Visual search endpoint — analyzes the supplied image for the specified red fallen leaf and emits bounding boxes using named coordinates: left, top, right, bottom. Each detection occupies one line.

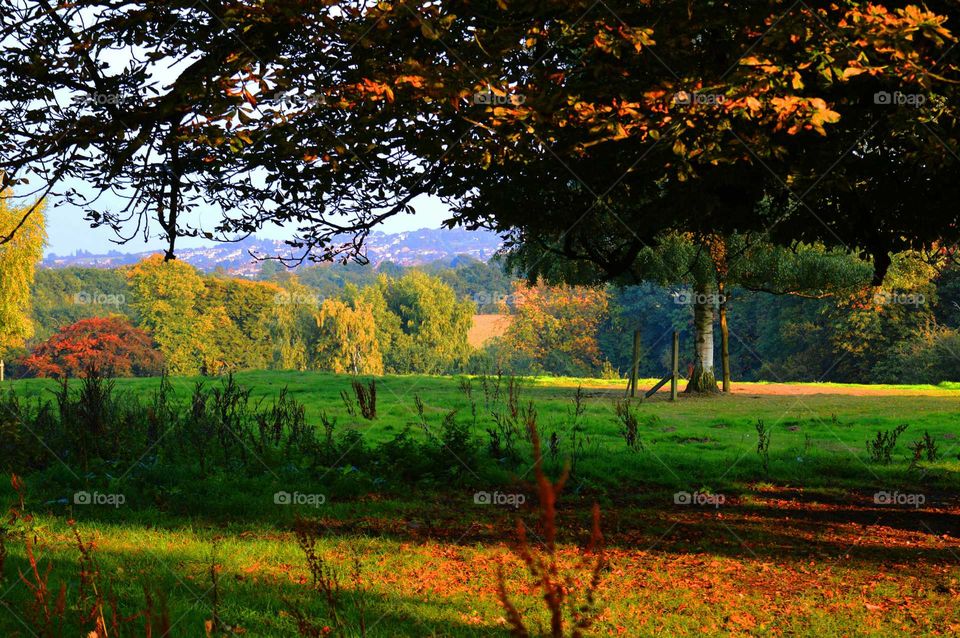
left=726, top=611, right=757, bottom=629
left=864, top=602, right=884, bottom=611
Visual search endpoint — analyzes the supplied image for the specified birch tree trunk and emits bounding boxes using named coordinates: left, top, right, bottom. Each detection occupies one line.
left=685, top=282, right=719, bottom=393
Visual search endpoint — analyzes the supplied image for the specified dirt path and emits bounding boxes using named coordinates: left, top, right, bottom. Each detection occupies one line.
left=575, top=380, right=958, bottom=398
left=712, top=382, right=956, bottom=397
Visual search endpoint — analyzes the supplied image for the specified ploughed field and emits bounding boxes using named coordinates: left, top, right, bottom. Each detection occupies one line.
left=0, top=372, right=958, bottom=636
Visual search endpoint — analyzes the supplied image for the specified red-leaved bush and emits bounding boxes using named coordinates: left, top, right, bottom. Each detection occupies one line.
left=23, top=316, right=163, bottom=378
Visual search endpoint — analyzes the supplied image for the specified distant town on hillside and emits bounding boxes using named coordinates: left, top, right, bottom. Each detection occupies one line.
left=42, top=227, right=505, bottom=277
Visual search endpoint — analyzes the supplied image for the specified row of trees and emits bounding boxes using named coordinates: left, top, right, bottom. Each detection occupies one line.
left=517, top=232, right=883, bottom=390
left=2, top=178, right=953, bottom=385
left=17, top=255, right=476, bottom=378
left=11, top=236, right=958, bottom=384
left=492, top=248, right=960, bottom=385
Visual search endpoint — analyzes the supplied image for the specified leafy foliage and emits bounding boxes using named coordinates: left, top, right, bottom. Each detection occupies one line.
left=7, top=2, right=958, bottom=280
left=0, top=190, right=45, bottom=360
left=866, top=424, right=910, bottom=464
left=360, top=271, right=473, bottom=374
left=500, top=283, right=610, bottom=377
left=315, top=299, right=383, bottom=375
left=23, top=316, right=163, bottom=378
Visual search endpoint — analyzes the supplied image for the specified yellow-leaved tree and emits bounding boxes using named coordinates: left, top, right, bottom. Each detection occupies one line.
left=271, top=277, right=320, bottom=371
left=315, top=298, right=383, bottom=375
left=127, top=254, right=207, bottom=374
left=0, top=191, right=46, bottom=378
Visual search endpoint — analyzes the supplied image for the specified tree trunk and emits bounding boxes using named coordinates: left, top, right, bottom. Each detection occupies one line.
left=718, top=282, right=731, bottom=393
left=685, top=283, right=719, bottom=393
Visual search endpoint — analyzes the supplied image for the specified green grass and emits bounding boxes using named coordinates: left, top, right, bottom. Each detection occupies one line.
left=1, top=371, right=958, bottom=636
left=9, top=370, right=958, bottom=494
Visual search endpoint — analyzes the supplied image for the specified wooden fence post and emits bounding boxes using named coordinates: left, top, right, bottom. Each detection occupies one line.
left=670, top=331, right=679, bottom=401
left=629, top=329, right=641, bottom=398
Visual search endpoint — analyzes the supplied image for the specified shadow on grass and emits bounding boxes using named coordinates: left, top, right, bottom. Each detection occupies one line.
left=32, top=484, right=960, bottom=569
left=0, top=549, right=509, bottom=637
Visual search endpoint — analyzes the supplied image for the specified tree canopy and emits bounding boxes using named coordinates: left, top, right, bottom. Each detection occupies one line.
left=23, top=315, right=163, bottom=378
left=2, top=2, right=959, bottom=276
left=0, top=190, right=45, bottom=365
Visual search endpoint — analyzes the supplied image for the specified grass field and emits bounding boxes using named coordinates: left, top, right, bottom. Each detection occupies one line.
left=1, top=371, right=958, bottom=636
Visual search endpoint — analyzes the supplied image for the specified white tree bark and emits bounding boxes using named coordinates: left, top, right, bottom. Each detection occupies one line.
left=686, top=282, right=719, bottom=393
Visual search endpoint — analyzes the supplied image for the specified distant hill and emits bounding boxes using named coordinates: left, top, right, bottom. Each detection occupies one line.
left=42, top=227, right=504, bottom=277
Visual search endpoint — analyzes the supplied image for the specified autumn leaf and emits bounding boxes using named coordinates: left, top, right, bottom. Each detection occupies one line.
left=395, top=75, right=426, bottom=88
left=842, top=66, right=866, bottom=80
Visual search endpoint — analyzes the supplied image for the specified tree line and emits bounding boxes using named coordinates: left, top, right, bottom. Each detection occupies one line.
left=7, top=251, right=959, bottom=385
left=15, top=256, right=477, bottom=377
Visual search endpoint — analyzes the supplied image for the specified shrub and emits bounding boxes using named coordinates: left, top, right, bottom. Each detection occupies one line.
left=909, top=431, right=939, bottom=468
left=348, top=379, right=376, bottom=420
left=496, top=415, right=607, bottom=636
left=756, top=420, right=771, bottom=473
left=23, top=316, right=163, bottom=378
left=433, top=410, right=477, bottom=480
left=614, top=399, right=643, bottom=452
left=378, top=426, right=433, bottom=481
left=51, top=372, right=145, bottom=472
left=866, top=424, right=909, bottom=464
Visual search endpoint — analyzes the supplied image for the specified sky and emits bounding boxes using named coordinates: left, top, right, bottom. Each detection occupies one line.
left=43, top=188, right=452, bottom=257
